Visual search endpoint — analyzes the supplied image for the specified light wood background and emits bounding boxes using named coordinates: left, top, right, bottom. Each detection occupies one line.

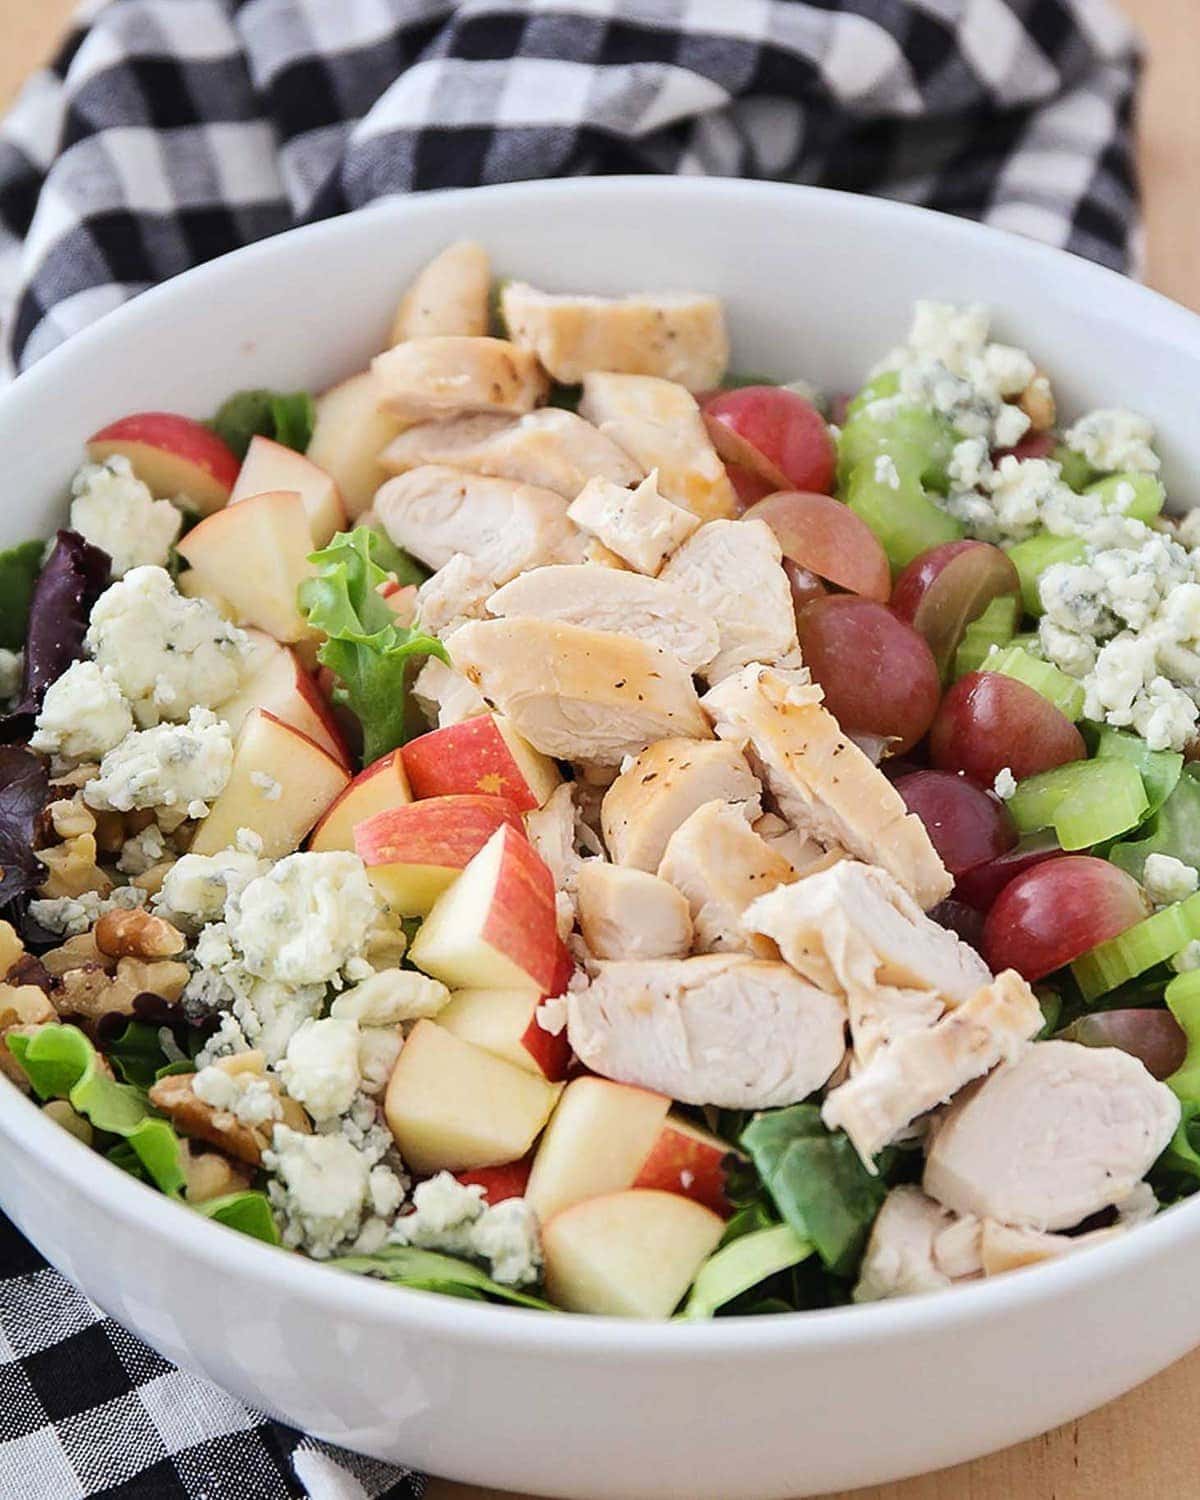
left=2, top=3, right=1198, bottom=1496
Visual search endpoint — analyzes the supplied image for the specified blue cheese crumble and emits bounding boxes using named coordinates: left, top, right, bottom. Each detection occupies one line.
left=154, top=842, right=269, bottom=929
left=83, top=707, right=233, bottom=829
left=1063, top=409, right=1160, bottom=475
left=30, top=660, right=133, bottom=765
left=1141, top=853, right=1199, bottom=908
left=69, top=456, right=182, bottom=578
left=389, top=1171, right=543, bottom=1287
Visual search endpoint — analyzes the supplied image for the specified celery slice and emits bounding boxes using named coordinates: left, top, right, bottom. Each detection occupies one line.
left=1073, top=892, right=1200, bottom=1000
left=844, top=370, right=900, bottom=419
left=1110, top=770, right=1200, bottom=883
left=1003, top=533, right=1088, bottom=616
left=1086, top=472, right=1165, bottom=523
left=953, top=595, right=1019, bottom=677
left=1052, top=444, right=1097, bottom=492
left=680, top=1223, right=812, bottom=1319
left=844, top=462, right=963, bottom=571
left=985, top=644, right=1085, bottom=721
left=1166, top=971, right=1200, bottom=1103
left=837, top=403, right=958, bottom=493
left=1008, top=759, right=1148, bottom=850
left=1094, top=727, right=1183, bottom=819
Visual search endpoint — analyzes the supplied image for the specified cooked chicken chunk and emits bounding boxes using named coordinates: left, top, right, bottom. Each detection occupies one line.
left=525, top=782, right=584, bottom=895
left=568, top=470, right=701, bottom=576
left=576, top=864, right=693, bottom=961
left=567, top=954, right=846, bottom=1108
left=415, top=553, right=495, bottom=637
left=372, top=337, right=549, bottom=422
left=923, top=1040, right=1180, bottom=1230
left=752, top=813, right=843, bottom=876
left=822, top=971, right=1042, bottom=1167
left=853, top=1186, right=962, bottom=1303
left=375, top=466, right=581, bottom=582
left=380, top=408, right=641, bottom=498
left=486, top=564, right=719, bottom=672
left=390, top=240, right=491, bottom=342
left=657, top=799, right=795, bottom=954
left=659, top=520, right=797, bottom=683
left=601, top=738, right=762, bottom=872
left=977, top=1218, right=1123, bottom=1277
left=579, top=373, right=737, bottom=522
left=703, top=666, right=952, bottom=910
left=412, top=657, right=488, bottom=728
left=501, top=282, right=729, bottom=391
left=446, top=618, right=710, bottom=765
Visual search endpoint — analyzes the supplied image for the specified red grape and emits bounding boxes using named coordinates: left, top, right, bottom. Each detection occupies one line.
left=797, top=596, right=940, bottom=755
left=929, top=898, right=987, bottom=952
left=995, top=431, right=1057, bottom=463
left=783, top=559, right=827, bottom=618
left=891, top=541, right=1020, bottom=677
left=1059, top=1010, right=1186, bottom=1081
left=894, top=770, right=1016, bottom=878
left=929, top=672, right=1085, bottom=786
left=982, top=856, right=1150, bottom=981
left=725, top=464, right=776, bottom=510
left=745, top=491, right=890, bottom=602
left=954, top=831, right=1067, bottom=911
left=703, top=386, right=836, bottom=494
left=703, top=413, right=790, bottom=494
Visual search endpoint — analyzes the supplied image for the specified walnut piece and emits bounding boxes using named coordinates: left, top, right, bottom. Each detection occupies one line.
left=42, top=933, right=115, bottom=977
left=148, top=1066, right=308, bottom=1166
left=47, top=796, right=97, bottom=842
left=37, top=833, right=113, bottom=901
left=1018, top=370, right=1056, bottom=432
left=95, top=908, right=185, bottom=960
left=0, top=919, right=24, bottom=980
left=183, top=1143, right=253, bottom=1204
left=52, top=956, right=189, bottom=1021
left=0, top=984, right=56, bottom=1031
left=42, top=1099, right=94, bottom=1146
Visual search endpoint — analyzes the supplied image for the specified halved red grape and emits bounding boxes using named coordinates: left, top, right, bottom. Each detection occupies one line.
left=725, top=464, right=776, bottom=509
left=703, top=414, right=791, bottom=493
left=797, top=596, right=940, bottom=755
left=1059, top=1010, right=1186, bottom=1080
left=929, top=898, right=987, bottom=952
left=995, top=431, right=1057, bottom=463
left=783, top=560, right=827, bottom=618
left=982, top=856, right=1150, bottom=981
left=703, top=386, right=836, bottom=494
left=745, top=491, right=890, bottom=602
left=954, top=831, right=1067, bottom=911
left=891, top=541, right=1020, bottom=676
left=894, top=770, right=1016, bottom=878
left=929, top=671, right=1085, bottom=786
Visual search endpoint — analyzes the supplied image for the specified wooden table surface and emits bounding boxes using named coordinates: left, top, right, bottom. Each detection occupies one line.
left=3, top=2, right=1198, bottom=1496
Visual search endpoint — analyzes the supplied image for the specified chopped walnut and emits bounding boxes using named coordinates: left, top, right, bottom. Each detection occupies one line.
left=1018, top=370, right=1055, bottom=432
left=42, top=933, right=115, bottom=978
left=50, top=763, right=99, bottom=793
left=95, top=908, right=185, bottom=961
left=148, top=1068, right=307, bottom=1167
left=131, top=861, right=175, bottom=898
left=0, top=920, right=23, bottom=980
left=0, top=984, right=56, bottom=1031
left=92, top=810, right=128, bottom=857
left=52, top=956, right=189, bottom=1022
left=36, top=833, right=113, bottom=900
left=46, top=796, right=97, bottom=842
left=0, top=1024, right=46, bottom=1091
left=183, top=1143, right=253, bottom=1204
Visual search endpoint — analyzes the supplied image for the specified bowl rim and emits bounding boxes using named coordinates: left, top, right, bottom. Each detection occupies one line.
left=4, top=174, right=1200, bottom=1356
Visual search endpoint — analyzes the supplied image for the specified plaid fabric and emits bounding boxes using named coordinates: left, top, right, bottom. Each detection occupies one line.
left=0, top=0, right=1143, bottom=1495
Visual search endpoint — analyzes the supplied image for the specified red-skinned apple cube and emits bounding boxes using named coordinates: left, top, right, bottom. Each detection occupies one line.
left=384, top=1019, right=558, bottom=1174
left=454, top=1156, right=533, bottom=1203
left=309, top=750, right=412, bottom=853
left=407, top=822, right=560, bottom=992
left=87, top=411, right=240, bottom=516
left=230, top=434, right=347, bottom=546
left=355, top=794, right=525, bottom=916
left=401, top=714, right=560, bottom=811
left=633, top=1114, right=737, bottom=1218
left=437, top=988, right=571, bottom=1081
left=218, top=630, right=350, bottom=770
left=306, top=370, right=404, bottom=519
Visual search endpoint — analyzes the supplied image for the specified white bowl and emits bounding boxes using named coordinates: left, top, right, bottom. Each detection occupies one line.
left=2, top=179, right=1199, bottom=1500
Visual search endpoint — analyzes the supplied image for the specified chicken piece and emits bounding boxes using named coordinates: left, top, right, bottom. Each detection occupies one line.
left=601, top=738, right=762, bottom=872
left=567, top=954, right=846, bottom=1108
left=657, top=799, right=795, bottom=954
left=525, top=783, right=584, bottom=895
left=852, top=1186, right=961, bottom=1303
left=742, top=861, right=989, bottom=1062
left=703, top=666, right=952, bottom=910
left=390, top=240, right=491, bottom=343
left=375, top=466, right=581, bottom=582
left=486, top=564, right=719, bottom=673
left=446, top=617, right=710, bottom=766
left=579, top=373, right=737, bottom=522
left=412, top=657, right=488, bottom=728
left=821, top=971, right=1042, bottom=1167
left=576, top=864, right=693, bottom=961
left=415, top=553, right=495, bottom=638
left=372, top=337, right=549, bottom=422
left=923, top=1040, right=1181, bottom=1231
left=501, top=282, right=729, bottom=390
left=380, top=408, right=641, bottom=498
left=659, top=520, right=797, bottom=683
left=978, top=1218, right=1123, bottom=1277
left=584, top=539, right=630, bottom=570
left=752, top=813, right=843, bottom=876
left=567, top=470, right=700, bottom=575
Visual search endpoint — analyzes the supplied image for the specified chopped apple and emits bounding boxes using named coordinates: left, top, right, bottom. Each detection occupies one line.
left=384, top=1019, right=557, bottom=1174
left=230, top=435, right=347, bottom=545
left=218, top=630, right=350, bottom=769
left=633, top=1114, right=737, bottom=1218
left=308, top=750, right=412, bottom=853
left=379, top=579, right=418, bottom=625
left=355, top=794, right=524, bottom=916
left=87, top=411, right=239, bottom=516
left=454, top=1156, right=532, bottom=1204
left=401, top=713, right=560, bottom=811
left=525, top=1077, right=669, bottom=1222
left=191, top=709, right=349, bottom=857
left=542, top=1189, right=725, bottom=1318
left=306, top=370, right=405, bottom=519
left=176, top=489, right=315, bottom=643
left=437, top=988, right=571, bottom=1082
left=408, top=823, right=560, bottom=992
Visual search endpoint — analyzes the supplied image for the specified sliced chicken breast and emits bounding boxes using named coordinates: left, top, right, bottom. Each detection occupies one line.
left=375, top=466, right=581, bottom=582
left=752, top=812, right=843, bottom=876
left=372, top=337, right=549, bottom=422
left=576, top=864, right=693, bottom=961
left=822, top=971, right=1043, bottom=1167
left=567, top=954, right=846, bottom=1108
left=568, top=470, right=700, bottom=576
left=853, top=1186, right=961, bottom=1303
left=923, top=1040, right=1181, bottom=1230
left=703, top=665, right=952, bottom=910
left=486, top=564, right=719, bottom=672
left=390, top=241, right=491, bottom=342
left=380, top=408, right=641, bottom=498
left=977, top=1218, right=1124, bottom=1277
left=579, top=373, right=738, bottom=522
left=601, top=738, right=762, bottom=872
left=412, top=657, right=488, bottom=728
left=415, top=553, right=496, bottom=637
left=657, top=799, right=796, bottom=954
left=500, top=282, right=728, bottom=390
left=446, top=617, right=711, bottom=765
left=524, top=782, right=584, bottom=896
left=659, top=520, right=798, bottom=683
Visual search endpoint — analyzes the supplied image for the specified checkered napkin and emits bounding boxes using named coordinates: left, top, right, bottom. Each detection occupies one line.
left=0, top=0, right=1142, bottom=1496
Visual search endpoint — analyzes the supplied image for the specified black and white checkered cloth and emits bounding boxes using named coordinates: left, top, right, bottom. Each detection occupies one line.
left=0, top=0, right=1142, bottom=1495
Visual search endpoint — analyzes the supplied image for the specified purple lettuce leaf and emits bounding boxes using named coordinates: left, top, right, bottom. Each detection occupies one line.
left=0, top=746, right=50, bottom=908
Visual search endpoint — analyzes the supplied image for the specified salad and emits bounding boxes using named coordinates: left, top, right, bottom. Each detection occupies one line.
left=0, top=245, right=1197, bottom=1323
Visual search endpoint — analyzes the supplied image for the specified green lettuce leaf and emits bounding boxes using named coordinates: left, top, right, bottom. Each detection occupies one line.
left=1110, top=767, right=1200, bottom=883
left=0, top=539, right=43, bottom=650
left=196, top=1190, right=281, bottom=1245
left=1152, top=1100, right=1200, bottom=1199
left=209, top=388, right=315, bottom=462
left=328, top=1244, right=555, bottom=1309
left=102, top=1020, right=175, bottom=1089
left=299, top=529, right=447, bottom=764
left=680, top=1223, right=812, bottom=1319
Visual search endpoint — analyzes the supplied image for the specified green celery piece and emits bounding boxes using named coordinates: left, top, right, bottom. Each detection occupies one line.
left=1072, top=891, right=1200, bottom=1000
left=1086, top=472, right=1165, bottom=523
left=1111, top=770, right=1200, bottom=884
left=838, top=402, right=958, bottom=493
left=1052, top=444, right=1097, bottom=492
left=1003, top=533, right=1087, bottom=616
left=680, top=1224, right=812, bottom=1319
left=953, top=594, right=1019, bottom=678
left=1007, top=759, right=1148, bottom=850
left=844, top=370, right=900, bottom=418
left=1165, top=971, right=1200, bottom=1104
left=328, top=1245, right=555, bottom=1310
left=985, top=644, right=1084, bottom=720
left=844, top=461, right=963, bottom=573
left=1094, top=727, right=1183, bottom=819
left=196, top=1191, right=281, bottom=1245
left=0, top=539, right=43, bottom=651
